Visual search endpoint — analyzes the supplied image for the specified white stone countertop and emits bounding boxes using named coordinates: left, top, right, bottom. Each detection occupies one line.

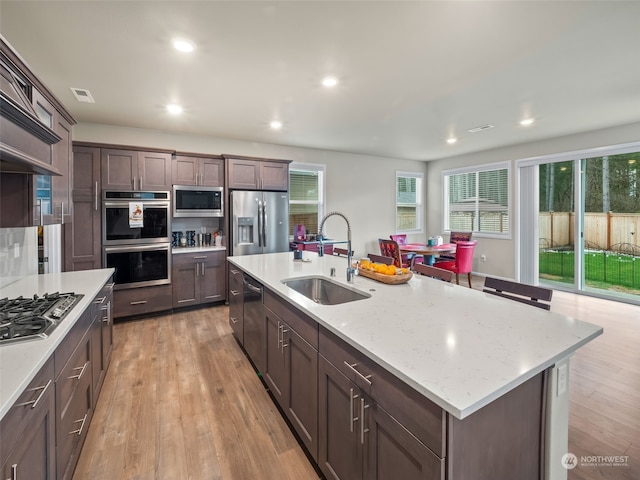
left=0, top=269, right=115, bottom=419
left=228, top=252, right=603, bottom=419
left=172, top=246, right=226, bottom=254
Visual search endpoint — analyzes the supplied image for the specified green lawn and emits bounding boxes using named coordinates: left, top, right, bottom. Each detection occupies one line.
left=539, top=250, right=640, bottom=294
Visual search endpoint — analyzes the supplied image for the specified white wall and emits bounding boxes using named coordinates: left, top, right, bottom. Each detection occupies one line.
left=426, top=120, right=640, bottom=279
left=74, top=123, right=428, bottom=258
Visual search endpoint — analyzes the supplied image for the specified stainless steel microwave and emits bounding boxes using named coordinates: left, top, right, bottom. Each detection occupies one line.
left=173, top=185, right=223, bottom=218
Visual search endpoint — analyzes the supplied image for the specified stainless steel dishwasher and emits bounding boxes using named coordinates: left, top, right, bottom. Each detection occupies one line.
left=242, top=273, right=266, bottom=373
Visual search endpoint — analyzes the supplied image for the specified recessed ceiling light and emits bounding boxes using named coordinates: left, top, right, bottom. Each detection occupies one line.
left=322, top=77, right=338, bottom=87
left=446, top=137, right=458, bottom=145
left=167, top=104, right=183, bottom=114
left=173, top=39, right=195, bottom=53
left=520, top=118, right=535, bottom=126
left=270, top=120, right=283, bottom=129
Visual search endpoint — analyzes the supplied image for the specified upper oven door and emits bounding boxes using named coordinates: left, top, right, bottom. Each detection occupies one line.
left=103, top=199, right=171, bottom=245
left=173, top=185, right=223, bottom=218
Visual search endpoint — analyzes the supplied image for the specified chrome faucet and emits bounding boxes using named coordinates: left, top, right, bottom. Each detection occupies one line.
left=318, top=211, right=355, bottom=283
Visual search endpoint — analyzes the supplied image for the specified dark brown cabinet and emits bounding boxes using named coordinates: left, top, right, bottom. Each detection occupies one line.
left=112, top=284, right=173, bottom=318
left=55, top=309, right=94, bottom=480
left=173, top=154, right=224, bottom=186
left=263, top=290, right=319, bottom=461
left=101, top=148, right=172, bottom=191
left=91, top=280, right=114, bottom=401
left=172, top=251, right=226, bottom=308
left=228, top=265, right=244, bottom=343
left=65, top=145, right=101, bottom=272
left=226, top=156, right=289, bottom=191
left=0, top=358, right=56, bottom=480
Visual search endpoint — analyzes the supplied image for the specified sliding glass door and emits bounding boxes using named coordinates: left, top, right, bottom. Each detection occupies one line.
left=519, top=143, right=640, bottom=304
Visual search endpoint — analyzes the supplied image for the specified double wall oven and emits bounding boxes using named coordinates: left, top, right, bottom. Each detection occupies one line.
left=102, top=191, right=171, bottom=289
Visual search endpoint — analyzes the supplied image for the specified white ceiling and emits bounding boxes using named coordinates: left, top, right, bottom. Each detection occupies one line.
left=1, top=1, right=639, bottom=161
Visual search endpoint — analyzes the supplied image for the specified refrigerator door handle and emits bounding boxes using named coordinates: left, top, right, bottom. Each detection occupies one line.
left=257, top=200, right=263, bottom=247
left=262, top=201, right=267, bottom=249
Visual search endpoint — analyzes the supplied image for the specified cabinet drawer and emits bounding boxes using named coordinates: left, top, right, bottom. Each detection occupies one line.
left=113, top=284, right=172, bottom=318
left=56, top=331, right=92, bottom=480
left=319, top=326, right=446, bottom=458
left=0, top=357, right=54, bottom=458
left=172, top=251, right=223, bottom=266
left=54, top=307, right=92, bottom=378
left=264, top=288, right=318, bottom=349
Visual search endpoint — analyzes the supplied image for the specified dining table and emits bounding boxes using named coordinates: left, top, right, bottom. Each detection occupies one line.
left=399, top=242, right=457, bottom=267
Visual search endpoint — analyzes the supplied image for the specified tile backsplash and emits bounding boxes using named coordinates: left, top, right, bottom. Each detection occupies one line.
left=0, top=227, right=38, bottom=288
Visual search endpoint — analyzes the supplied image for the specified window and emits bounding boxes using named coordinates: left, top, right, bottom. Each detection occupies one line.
left=289, top=163, right=325, bottom=236
left=443, top=162, right=510, bottom=236
left=396, top=171, right=423, bottom=233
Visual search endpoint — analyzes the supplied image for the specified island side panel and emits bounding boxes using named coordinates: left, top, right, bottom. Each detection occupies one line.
left=446, top=369, right=548, bottom=480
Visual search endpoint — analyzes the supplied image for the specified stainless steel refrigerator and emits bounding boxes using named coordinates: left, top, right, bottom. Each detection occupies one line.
left=230, top=190, right=289, bottom=256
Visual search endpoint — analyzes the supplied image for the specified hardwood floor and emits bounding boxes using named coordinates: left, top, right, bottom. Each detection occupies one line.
left=73, top=284, right=639, bottom=480
left=72, top=306, right=320, bottom=480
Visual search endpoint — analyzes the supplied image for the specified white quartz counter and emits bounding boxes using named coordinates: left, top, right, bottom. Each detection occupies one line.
left=228, top=252, right=603, bottom=419
left=0, top=268, right=115, bottom=419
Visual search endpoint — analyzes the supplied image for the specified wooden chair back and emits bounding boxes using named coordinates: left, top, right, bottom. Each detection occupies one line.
left=333, top=247, right=353, bottom=257
left=367, top=253, right=394, bottom=265
left=414, top=264, right=453, bottom=282
left=483, top=277, right=553, bottom=310
left=378, top=239, right=404, bottom=268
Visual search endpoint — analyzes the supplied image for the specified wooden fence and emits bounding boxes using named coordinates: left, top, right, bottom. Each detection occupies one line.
left=539, top=212, right=640, bottom=250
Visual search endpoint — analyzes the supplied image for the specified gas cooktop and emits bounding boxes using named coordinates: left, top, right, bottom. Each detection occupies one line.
left=0, top=292, right=83, bottom=345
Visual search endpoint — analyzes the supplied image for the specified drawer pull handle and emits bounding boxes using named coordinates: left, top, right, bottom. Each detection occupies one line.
left=68, top=361, right=89, bottom=380
left=343, top=361, right=373, bottom=386
left=360, top=397, right=370, bottom=444
left=193, top=255, right=207, bottom=259
left=349, top=388, right=359, bottom=433
left=94, top=296, right=107, bottom=304
left=8, top=463, right=17, bottom=480
left=15, top=379, right=52, bottom=409
left=130, top=300, right=148, bottom=305
left=230, top=290, right=240, bottom=296
left=230, top=269, right=239, bottom=274
left=70, top=413, right=88, bottom=436
left=230, top=316, right=238, bottom=324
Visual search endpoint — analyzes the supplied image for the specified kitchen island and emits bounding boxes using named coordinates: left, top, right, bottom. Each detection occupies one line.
left=228, top=252, right=603, bottom=480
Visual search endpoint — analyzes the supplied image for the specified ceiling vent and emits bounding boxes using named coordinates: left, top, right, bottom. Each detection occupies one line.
left=467, top=124, right=494, bottom=133
left=70, top=87, right=95, bottom=103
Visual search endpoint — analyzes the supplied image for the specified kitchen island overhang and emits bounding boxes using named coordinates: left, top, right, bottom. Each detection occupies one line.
left=228, top=252, right=602, bottom=420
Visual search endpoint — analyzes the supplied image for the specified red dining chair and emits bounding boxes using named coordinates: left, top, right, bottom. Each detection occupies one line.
left=378, top=239, right=407, bottom=269
left=439, top=231, right=473, bottom=261
left=389, top=234, right=424, bottom=267
left=434, top=240, right=477, bottom=287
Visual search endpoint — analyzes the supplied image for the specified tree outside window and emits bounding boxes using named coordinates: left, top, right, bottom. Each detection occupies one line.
left=396, top=172, right=423, bottom=233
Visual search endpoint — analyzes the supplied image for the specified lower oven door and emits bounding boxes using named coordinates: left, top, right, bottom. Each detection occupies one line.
left=104, top=243, right=171, bottom=289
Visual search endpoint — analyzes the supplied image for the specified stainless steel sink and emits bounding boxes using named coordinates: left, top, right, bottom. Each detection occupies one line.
left=281, top=276, right=371, bottom=305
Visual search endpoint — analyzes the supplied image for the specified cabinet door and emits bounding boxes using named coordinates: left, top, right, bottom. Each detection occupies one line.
left=200, top=157, right=224, bottom=186
left=318, top=356, right=363, bottom=480
left=284, top=327, right=318, bottom=461
left=65, top=145, right=101, bottom=271
left=263, top=305, right=287, bottom=404
left=260, top=161, right=289, bottom=191
left=228, top=266, right=244, bottom=342
left=51, top=113, right=73, bottom=224
left=101, top=149, right=136, bottom=190
left=227, top=158, right=259, bottom=190
left=200, top=252, right=226, bottom=303
left=364, top=402, right=444, bottom=480
left=138, top=151, right=172, bottom=190
left=0, top=359, right=55, bottom=480
left=101, top=283, right=114, bottom=376
left=172, top=256, right=199, bottom=308
left=172, top=155, right=199, bottom=185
